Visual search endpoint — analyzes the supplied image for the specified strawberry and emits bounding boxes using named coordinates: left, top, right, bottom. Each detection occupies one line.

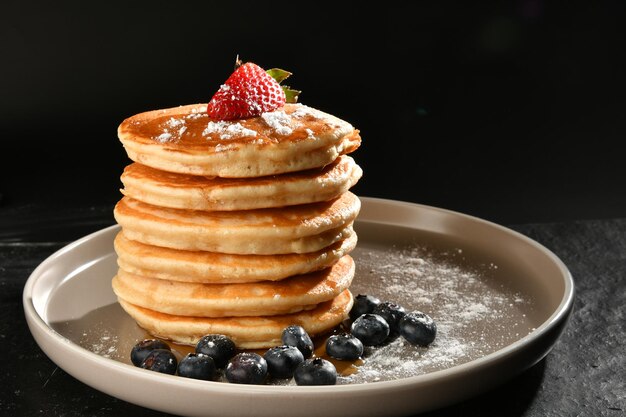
left=207, top=59, right=300, bottom=120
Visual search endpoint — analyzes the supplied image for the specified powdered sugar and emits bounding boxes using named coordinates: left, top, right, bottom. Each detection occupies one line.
left=335, top=241, right=534, bottom=384
left=165, top=117, right=185, bottom=129
left=148, top=104, right=334, bottom=143
left=153, top=117, right=188, bottom=142
left=214, top=143, right=238, bottom=153
left=261, top=110, right=294, bottom=135
left=154, top=132, right=173, bottom=142
left=80, top=329, right=119, bottom=359
left=186, top=107, right=208, bottom=120
left=352, top=336, right=468, bottom=382
left=202, top=121, right=258, bottom=140
left=291, top=104, right=323, bottom=120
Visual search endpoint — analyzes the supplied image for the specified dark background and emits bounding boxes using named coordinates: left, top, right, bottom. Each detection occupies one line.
left=1, top=0, right=625, bottom=225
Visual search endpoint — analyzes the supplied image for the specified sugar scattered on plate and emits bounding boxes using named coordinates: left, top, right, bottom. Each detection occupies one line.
left=335, top=243, right=534, bottom=385
left=81, top=329, right=119, bottom=359
left=78, top=238, right=535, bottom=386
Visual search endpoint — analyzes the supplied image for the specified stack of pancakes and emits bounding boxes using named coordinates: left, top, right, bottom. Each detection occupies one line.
left=112, top=103, right=362, bottom=349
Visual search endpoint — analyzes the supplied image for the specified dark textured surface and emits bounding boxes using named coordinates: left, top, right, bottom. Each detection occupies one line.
left=1, top=205, right=624, bottom=416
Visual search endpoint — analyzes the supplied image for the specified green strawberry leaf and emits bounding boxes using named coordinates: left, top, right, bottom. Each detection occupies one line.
left=267, top=68, right=300, bottom=102
left=266, top=68, right=292, bottom=84
left=282, top=85, right=301, bottom=103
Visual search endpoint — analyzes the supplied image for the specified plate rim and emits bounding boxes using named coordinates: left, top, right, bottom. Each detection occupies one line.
left=22, top=196, right=575, bottom=401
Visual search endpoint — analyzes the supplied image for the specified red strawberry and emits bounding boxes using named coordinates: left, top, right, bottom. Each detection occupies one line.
left=207, top=61, right=286, bottom=120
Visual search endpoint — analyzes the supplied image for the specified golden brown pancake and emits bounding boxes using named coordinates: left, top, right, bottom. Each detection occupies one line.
left=114, top=231, right=357, bottom=283
left=112, top=255, right=354, bottom=317
left=113, top=192, right=360, bottom=255
left=120, top=155, right=362, bottom=211
left=117, top=290, right=353, bottom=349
left=118, top=103, right=361, bottom=177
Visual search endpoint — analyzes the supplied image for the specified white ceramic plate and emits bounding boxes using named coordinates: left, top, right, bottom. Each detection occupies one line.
left=23, top=197, right=574, bottom=416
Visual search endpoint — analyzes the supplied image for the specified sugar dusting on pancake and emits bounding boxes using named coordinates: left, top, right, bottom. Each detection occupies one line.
left=118, top=103, right=361, bottom=177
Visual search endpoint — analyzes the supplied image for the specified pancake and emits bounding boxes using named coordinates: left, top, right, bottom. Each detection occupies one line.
left=112, top=255, right=354, bottom=317
left=118, top=103, right=361, bottom=177
left=114, top=231, right=357, bottom=283
left=117, top=289, right=353, bottom=349
left=113, top=192, right=360, bottom=255
left=120, top=155, right=363, bottom=211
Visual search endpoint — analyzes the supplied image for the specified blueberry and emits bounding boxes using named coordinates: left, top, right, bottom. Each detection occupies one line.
left=349, top=294, right=381, bottom=321
left=350, top=314, right=390, bottom=346
left=130, top=339, right=170, bottom=367
left=196, top=334, right=237, bottom=369
left=140, top=349, right=177, bottom=375
left=294, top=358, right=337, bottom=386
left=225, top=352, right=268, bottom=384
left=281, top=325, right=314, bottom=359
left=177, top=353, right=216, bottom=381
left=263, top=345, right=305, bottom=379
left=399, top=311, right=437, bottom=346
left=372, top=301, right=406, bottom=334
left=325, top=333, right=364, bottom=361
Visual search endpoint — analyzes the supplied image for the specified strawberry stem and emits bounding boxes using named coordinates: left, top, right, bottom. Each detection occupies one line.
left=234, top=55, right=243, bottom=70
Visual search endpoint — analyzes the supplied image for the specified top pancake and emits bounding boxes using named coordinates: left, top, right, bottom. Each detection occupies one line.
left=118, top=103, right=361, bottom=177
